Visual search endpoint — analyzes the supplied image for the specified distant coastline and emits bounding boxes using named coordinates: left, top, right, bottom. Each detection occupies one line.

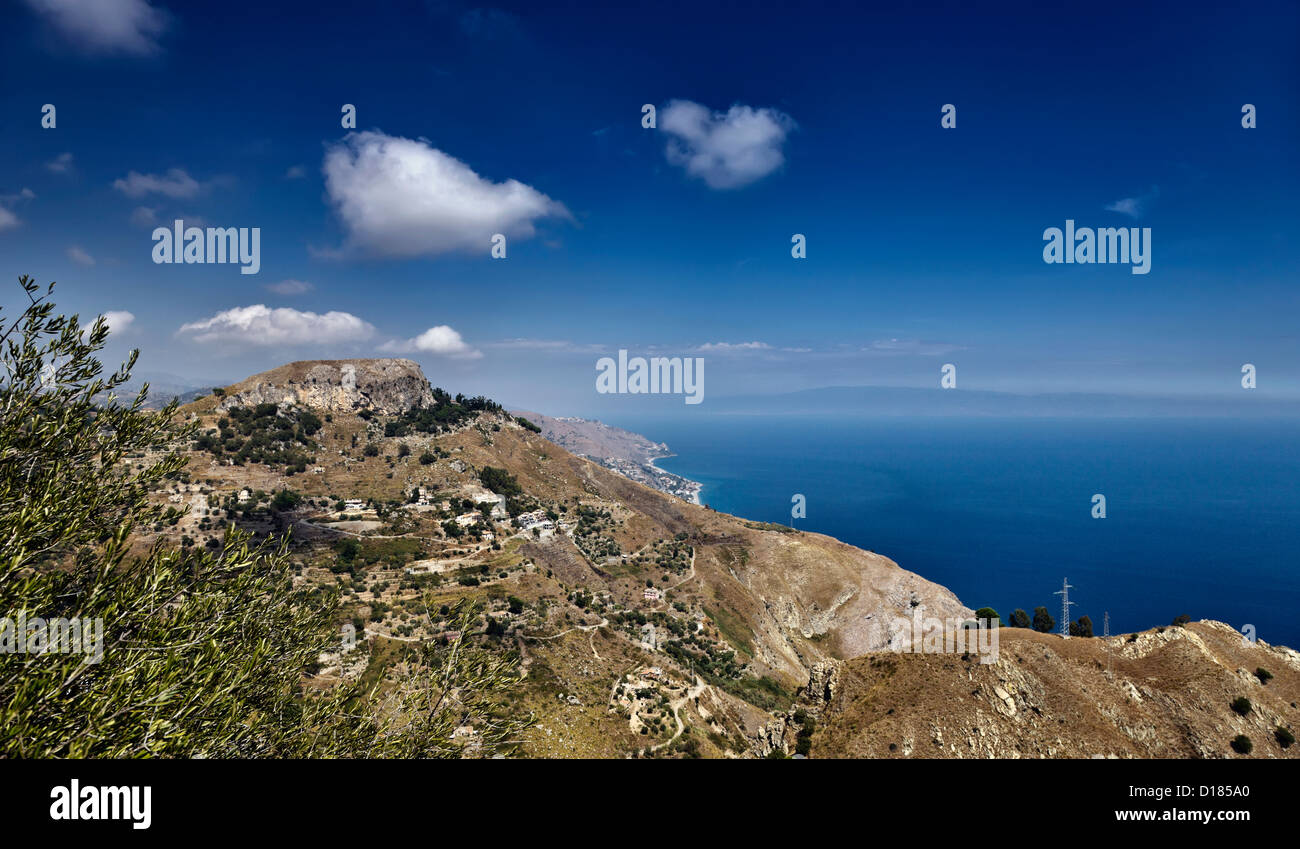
left=511, top=409, right=704, bottom=505
left=643, top=455, right=703, bottom=505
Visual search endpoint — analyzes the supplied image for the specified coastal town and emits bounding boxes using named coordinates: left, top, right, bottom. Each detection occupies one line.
left=510, top=410, right=704, bottom=504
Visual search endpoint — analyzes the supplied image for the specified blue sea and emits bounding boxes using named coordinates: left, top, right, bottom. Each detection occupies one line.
left=622, top=415, right=1300, bottom=648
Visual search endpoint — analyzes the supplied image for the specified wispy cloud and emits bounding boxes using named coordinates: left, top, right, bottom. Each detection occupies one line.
left=66, top=245, right=95, bottom=266
left=265, top=279, right=314, bottom=296
left=1104, top=186, right=1159, bottom=219
left=0, top=188, right=36, bottom=231
left=112, top=168, right=205, bottom=199
left=129, top=206, right=158, bottom=228
left=46, top=152, right=74, bottom=174
left=697, top=341, right=772, bottom=352
left=865, top=338, right=964, bottom=356
left=178, top=305, right=376, bottom=346
left=660, top=100, right=796, bottom=189
left=487, top=338, right=606, bottom=354
left=24, top=0, right=169, bottom=55
left=284, top=164, right=306, bottom=179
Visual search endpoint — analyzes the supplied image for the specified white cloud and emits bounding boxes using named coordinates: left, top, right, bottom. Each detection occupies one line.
left=67, top=245, right=95, bottom=266
left=265, top=279, right=314, bottom=296
left=660, top=100, right=796, bottom=189
left=697, top=341, right=772, bottom=352
left=178, top=305, right=376, bottom=346
left=0, top=208, right=18, bottom=232
left=112, top=168, right=202, bottom=198
left=284, top=165, right=306, bottom=179
left=24, top=0, right=168, bottom=55
left=129, top=206, right=158, bottom=228
left=102, top=310, right=134, bottom=333
left=46, top=152, right=74, bottom=174
left=380, top=325, right=480, bottom=359
left=322, top=131, right=569, bottom=257
left=1104, top=186, right=1159, bottom=219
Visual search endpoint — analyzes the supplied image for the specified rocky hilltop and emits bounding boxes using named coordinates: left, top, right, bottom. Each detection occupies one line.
left=216, top=359, right=435, bottom=415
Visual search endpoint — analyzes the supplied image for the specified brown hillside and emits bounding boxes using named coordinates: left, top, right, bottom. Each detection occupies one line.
left=803, top=622, right=1300, bottom=759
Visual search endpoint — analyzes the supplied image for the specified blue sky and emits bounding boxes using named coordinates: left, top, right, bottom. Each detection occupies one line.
left=1, top=0, right=1297, bottom=416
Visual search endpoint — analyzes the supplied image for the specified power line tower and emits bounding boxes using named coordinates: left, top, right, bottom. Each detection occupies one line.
left=1055, top=578, right=1075, bottom=639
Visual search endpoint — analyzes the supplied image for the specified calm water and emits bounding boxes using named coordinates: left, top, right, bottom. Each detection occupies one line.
left=623, top=415, right=1300, bottom=648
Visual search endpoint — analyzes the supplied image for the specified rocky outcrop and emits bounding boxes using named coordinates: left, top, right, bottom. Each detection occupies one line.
left=755, top=714, right=788, bottom=757
left=217, top=359, right=435, bottom=415
left=805, top=662, right=840, bottom=707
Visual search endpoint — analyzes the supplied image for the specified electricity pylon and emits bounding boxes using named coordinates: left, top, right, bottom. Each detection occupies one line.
left=1055, top=578, right=1074, bottom=639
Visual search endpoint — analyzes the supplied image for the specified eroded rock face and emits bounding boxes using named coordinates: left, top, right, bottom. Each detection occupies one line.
left=755, top=715, right=788, bottom=757
left=805, top=662, right=840, bottom=707
left=217, top=359, right=435, bottom=415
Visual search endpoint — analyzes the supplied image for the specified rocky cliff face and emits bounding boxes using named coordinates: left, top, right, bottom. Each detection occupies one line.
left=217, top=359, right=435, bottom=415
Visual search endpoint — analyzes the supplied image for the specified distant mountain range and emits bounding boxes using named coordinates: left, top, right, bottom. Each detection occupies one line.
left=125, top=371, right=228, bottom=409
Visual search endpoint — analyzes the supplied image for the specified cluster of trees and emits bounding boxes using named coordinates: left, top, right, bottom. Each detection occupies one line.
left=383, top=389, right=503, bottom=437
left=479, top=466, right=534, bottom=516
left=193, top=403, right=319, bottom=471
left=0, top=277, right=529, bottom=758
left=479, top=466, right=522, bottom=496
left=981, top=606, right=1095, bottom=637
